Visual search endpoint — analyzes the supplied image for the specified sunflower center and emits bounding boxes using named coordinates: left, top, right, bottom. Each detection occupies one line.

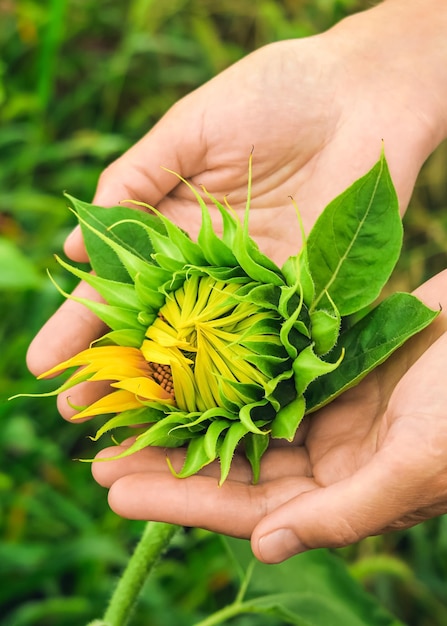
left=149, top=361, right=175, bottom=396
left=140, top=274, right=281, bottom=413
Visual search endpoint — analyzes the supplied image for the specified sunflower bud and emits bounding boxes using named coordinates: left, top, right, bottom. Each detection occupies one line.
left=22, top=154, right=438, bottom=484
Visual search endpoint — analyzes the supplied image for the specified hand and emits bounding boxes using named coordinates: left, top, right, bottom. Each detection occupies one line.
left=90, top=269, right=447, bottom=563
left=25, top=0, right=447, bottom=561
left=27, top=0, right=447, bottom=395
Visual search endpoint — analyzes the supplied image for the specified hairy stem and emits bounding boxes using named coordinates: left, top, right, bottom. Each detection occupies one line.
left=100, top=521, right=179, bottom=626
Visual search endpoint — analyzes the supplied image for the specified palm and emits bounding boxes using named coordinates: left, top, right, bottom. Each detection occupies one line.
left=79, top=34, right=431, bottom=267
left=88, top=272, right=447, bottom=557
left=28, top=13, right=434, bottom=380
left=25, top=2, right=447, bottom=562
left=254, top=274, right=447, bottom=543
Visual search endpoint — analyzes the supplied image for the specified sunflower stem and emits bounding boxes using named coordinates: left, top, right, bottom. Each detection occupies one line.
left=101, top=521, right=179, bottom=626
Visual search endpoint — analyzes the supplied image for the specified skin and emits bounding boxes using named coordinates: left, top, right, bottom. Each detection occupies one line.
left=27, top=0, right=447, bottom=563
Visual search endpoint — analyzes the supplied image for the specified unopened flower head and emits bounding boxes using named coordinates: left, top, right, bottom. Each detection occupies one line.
left=26, top=153, right=437, bottom=486
left=32, top=160, right=344, bottom=484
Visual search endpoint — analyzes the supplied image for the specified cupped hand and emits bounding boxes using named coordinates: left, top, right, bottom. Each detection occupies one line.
left=26, top=0, right=446, bottom=390
left=24, top=0, right=447, bottom=559
left=90, top=269, right=447, bottom=563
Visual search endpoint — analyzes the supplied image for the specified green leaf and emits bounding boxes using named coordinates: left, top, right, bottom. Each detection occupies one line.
left=307, top=153, right=402, bottom=315
left=65, top=194, right=165, bottom=283
left=305, top=293, right=439, bottom=412
left=224, top=538, right=404, bottom=626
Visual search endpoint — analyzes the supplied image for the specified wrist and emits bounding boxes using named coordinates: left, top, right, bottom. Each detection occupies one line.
left=328, top=0, right=447, bottom=154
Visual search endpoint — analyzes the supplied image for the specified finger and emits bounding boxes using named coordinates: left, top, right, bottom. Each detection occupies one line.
left=27, top=281, right=107, bottom=376
left=92, top=443, right=312, bottom=486
left=105, top=471, right=316, bottom=538
left=93, top=445, right=253, bottom=485
left=64, top=95, right=207, bottom=262
left=251, top=448, right=425, bottom=564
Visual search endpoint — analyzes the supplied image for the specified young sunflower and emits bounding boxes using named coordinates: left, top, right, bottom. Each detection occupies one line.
left=26, top=154, right=437, bottom=484
left=34, top=162, right=342, bottom=485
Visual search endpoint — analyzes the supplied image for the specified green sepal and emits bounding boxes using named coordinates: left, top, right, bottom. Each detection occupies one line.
left=198, top=202, right=239, bottom=267
left=55, top=254, right=142, bottom=311
left=234, top=282, right=281, bottom=310
left=93, top=328, right=145, bottom=348
left=151, top=252, right=185, bottom=273
left=89, top=407, right=162, bottom=441
left=240, top=338, right=288, bottom=359
left=282, top=248, right=315, bottom=307
left=279, top=293, right=309, bottom=360
left=209, top=195, right=240, bottom=249
left=203, top=420, right=231, bottom=459
left=154, top=212, right=208, bottom=266
left=199, top=265, right=247, bottom=282
left=264, top=371, right=296, bottom=409
left=245, top=432, right=269, bottom=484
left=243, top=353, right=290, bottom=379
left=86, top=415, right=189, bottom=464
left=133, top=272, right=166, bottom=310
left=219, top=422, right=250, bottom=485
left=233, top=226, right=285, bottom=287
left=130, top=221, right=185, bottom=262
left=46, top=271, right=144, bottom=332
left=239, top=399, right=270, bottom=435
left=173, top=436, right=214, bottom=478
left=220, top=380, right=265, bottom=407
left=118, top=199, right=208, bottom=267
left=163, top=169, right=238, bottom=267
left=271, top=394, right=306, bottom=440
left=310, top=295, right=341, bottom=356
left=293, top=344, right=344, bottom=397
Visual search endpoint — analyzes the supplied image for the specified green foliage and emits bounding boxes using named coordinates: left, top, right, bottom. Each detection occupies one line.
left=40, top=155, right=437, bottom=491
left=2, top=1, right=447, bottom=625
left=209, top=538, right=404, bottom=626
left=306, top=153, right=402, bottom=316
left=306, top=293, right=439, bottom=412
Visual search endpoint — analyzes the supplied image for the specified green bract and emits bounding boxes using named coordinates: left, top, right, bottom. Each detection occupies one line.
left=33, top=153, right=438, bottom=484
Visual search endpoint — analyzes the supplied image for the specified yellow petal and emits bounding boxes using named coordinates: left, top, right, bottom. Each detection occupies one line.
left=70, top=389, right=142, bottom=420
left=39, top=346, right=147, bottom=380
left=112, top=377, right=175, bottom=404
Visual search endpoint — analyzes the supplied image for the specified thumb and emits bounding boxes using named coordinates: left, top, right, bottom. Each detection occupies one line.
left=251, top=451, right=421, bottom=564
left=64, top=94, right=206, bottom=261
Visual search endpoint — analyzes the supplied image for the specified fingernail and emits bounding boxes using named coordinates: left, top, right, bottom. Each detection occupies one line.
left=258, top=529, right=305, bottom=563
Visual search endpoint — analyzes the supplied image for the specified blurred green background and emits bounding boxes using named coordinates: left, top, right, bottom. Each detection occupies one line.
left=2, top=1, right=447, bottom=624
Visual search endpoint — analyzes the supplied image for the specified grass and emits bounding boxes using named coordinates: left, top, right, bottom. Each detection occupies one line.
left=2, top=1, right=447, bottom=624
